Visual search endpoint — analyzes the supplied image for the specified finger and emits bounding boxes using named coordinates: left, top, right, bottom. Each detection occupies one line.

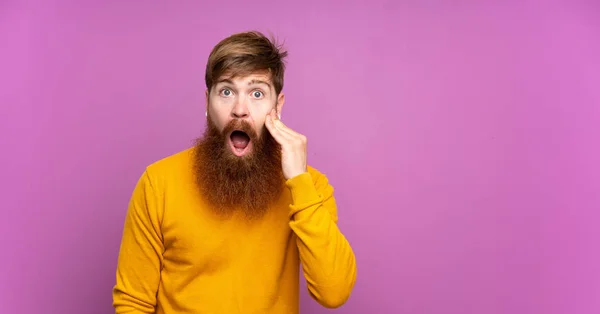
left=271, top=112, right=301, bottom=137
left=274, top=119, right=299, bottom=137
left=274, top=119, right=295, bottom=140
left=269, top=110, right=295, bottom=138
left=271, top=119, right=307, bottom=150
left=265, top=114, right=292, bottom=144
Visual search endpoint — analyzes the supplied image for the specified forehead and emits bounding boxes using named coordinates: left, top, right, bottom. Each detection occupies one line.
left=216, top=72, right=273, bottom=88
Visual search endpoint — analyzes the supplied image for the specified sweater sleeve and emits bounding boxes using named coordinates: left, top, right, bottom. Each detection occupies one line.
left=285, top=170, right=357, bottom=309
left=112, top=170, right=164, bottom=314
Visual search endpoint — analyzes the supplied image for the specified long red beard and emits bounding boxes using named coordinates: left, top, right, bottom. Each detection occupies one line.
left=192, top=116, right=284, bottom=219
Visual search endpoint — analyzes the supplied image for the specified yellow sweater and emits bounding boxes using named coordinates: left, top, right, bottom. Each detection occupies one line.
left=112, top=148, right=357, bottom=313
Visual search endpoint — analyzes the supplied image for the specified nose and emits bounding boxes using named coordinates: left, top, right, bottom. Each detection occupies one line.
left=231, top=98, right=250, bottom=119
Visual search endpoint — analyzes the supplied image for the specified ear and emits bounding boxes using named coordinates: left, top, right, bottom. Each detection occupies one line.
left=276, top=92, right=285, bottom=118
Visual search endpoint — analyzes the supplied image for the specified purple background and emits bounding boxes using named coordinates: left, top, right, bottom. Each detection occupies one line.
left=1, top=1, right=599, bottom=313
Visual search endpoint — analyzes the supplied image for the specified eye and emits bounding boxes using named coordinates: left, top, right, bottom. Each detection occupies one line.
left=220, top=88, right=233, bottom=97
left=252, top=90, right=264, bottom=99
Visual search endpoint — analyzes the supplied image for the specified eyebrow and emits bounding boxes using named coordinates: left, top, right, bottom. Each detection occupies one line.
left=248, top=79, right=272, bottom=88
left=215, top=78, right=273, bottom=90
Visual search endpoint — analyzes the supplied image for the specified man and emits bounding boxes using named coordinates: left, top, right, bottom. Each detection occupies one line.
left=112, top=31, right=357, bottom=314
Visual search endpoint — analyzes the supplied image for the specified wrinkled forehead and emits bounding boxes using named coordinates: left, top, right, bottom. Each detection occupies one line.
left=215, top=70, right=274, bottom=89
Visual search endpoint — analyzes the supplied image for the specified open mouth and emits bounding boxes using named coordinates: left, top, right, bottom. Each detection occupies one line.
left=229, top=130, right=252, bottom=156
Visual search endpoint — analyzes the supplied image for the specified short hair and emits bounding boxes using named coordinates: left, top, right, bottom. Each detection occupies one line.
left=205, top=31, right=288, bottom=95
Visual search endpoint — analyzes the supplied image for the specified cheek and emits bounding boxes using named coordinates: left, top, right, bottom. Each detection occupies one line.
left=253, top=118, right=267, bottom=136
left=209, top=99, right=231, bottom=121
left=250, top=106, right=271, bottom=132
left=208, top=110, right=228, bottom=131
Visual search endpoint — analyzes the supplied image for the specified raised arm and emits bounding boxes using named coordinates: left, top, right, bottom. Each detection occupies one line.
left=112, top=170, right=164, bottom=313
left=286, top=169, right=357, bottom=308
